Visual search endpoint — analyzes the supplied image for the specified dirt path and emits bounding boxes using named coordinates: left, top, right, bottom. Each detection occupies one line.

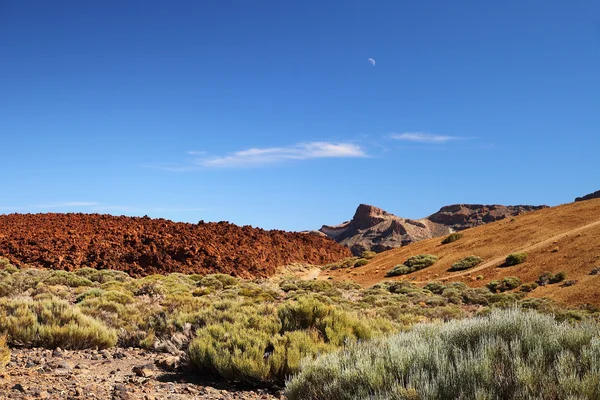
left=444, top=219, right=600, bottom=279
left=300, top=267, right=321, bottom=281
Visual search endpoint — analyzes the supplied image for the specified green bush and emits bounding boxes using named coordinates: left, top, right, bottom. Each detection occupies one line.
left=361, top=251, right=377, bottom=259
left=520, top=282, right=539, bottom=292
left=404, top=254, right=438, bottom=270
left=487, top=276, right=522, bottom=293
left=286, top=309, right=600, bottom=400
left=385, top=264, right=411, bottom=277
left=385, top=254, right=438, bottom=276
left=0, top=298, right=117, bottom=349
left=353, top=258, right=369, bottom=268
left=42, top=271, right=94, bottom=288
left=423, top=281, right=446, bottom=295
left=537, top=271, right=567, bottom=286
left=504, top=252, right=528, bottom=266
left=441, top=232, right=463, bottom=244
left=448, top=256, right=482, bottom=271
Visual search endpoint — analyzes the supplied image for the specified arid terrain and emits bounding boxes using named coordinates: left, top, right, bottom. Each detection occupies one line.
left=0, top=213, right=350, bottom=279
left=323, top=197, right=600, bottom=307
left=319, top=203, right=546, bottom=255
left=0, top=347, right=281, bottom=400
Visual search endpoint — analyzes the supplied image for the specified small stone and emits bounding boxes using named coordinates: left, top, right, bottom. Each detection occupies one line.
left=12, top=383, right=26, bottom=392
left=132, top=364, right=155, bottom=378
left=155, top=355, right=179, bottom=372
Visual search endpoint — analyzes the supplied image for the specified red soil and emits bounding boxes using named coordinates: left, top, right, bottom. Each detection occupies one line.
left=0, top=213, right=350, bottom=278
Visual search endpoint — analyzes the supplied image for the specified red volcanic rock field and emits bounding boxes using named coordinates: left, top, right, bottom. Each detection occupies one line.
left=0, top=213, right=350, bottom=278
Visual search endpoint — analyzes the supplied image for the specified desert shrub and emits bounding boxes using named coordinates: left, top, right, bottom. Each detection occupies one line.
left=325, top=257, right=359, bottom=270
left=590, top=267, right=600, bottom=276
left=0, top=336, right=9, bottom=369
left=404, top=254, right=438, bottom=270
left=425, top=296, right=448, bottom=307
left=42, top=271, right=94, bottom=288
left=75, top=288, right=104, bottom=303
left=361, top=251, right=377, bottom=259
left=385, top=264, right=410, bottom=277
left=553, top=271, right=567, bottom=283
left=353, top=258, right=369, bottom=268
left=504, top=252, right=528, bottom=266
left=286, top=309, right=600, bottom=400
left=441, top=232, right=463, bottom=244
left=461, top=288, right=490, bottom=306
left=561, top=280, right=577, bottom=287
left=537, top=271, right=567, bottom=286
left=384, top=255, right=438, bottom=277
left=441, top=288, right=462, bottom=305
left=74, top=268, right=131, bottom=284
left=487, top=276, right=522, bottom=293
left=280, top=282, right=299, bottom=292
left=423, top=281, right=446, bottom=295
left=0, top=298, right=117, bottom=349
left=520, top=282, right=539, bottom=292
left=448, top=256, right=482, bottom=271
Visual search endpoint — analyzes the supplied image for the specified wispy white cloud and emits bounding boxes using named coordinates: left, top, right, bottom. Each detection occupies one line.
left=198, top=141, right=367, bottom=168
left=390, top=132, right=468, bottom=144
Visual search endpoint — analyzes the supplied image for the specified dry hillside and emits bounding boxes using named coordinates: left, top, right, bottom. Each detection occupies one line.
left=324, top=198, right=600, bottom=307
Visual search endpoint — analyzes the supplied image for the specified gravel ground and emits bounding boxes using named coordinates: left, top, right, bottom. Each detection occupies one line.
left=0, top=348, right=284, bottom=400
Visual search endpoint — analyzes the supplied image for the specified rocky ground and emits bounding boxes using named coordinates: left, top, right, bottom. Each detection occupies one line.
left=0, top=348, right=283, bottom=400
left=0, top=213, right=350, bottom=278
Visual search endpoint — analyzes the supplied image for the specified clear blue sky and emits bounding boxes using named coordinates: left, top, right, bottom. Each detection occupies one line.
left=1, top=1, right=599, bottom=231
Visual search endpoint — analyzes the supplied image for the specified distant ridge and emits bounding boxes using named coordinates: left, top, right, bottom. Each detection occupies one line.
left=320, top=203, right=547, bottom=255
left=575, top=190, right=600, bottom=202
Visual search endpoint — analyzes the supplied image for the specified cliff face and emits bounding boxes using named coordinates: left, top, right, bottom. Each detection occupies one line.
left=0, top=213, right=351, bottom=278
left=320, top=203, right=548, bottom=256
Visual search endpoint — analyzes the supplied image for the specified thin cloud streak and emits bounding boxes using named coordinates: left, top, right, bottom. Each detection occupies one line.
left=390, top=132, right=468, bottom=144
left=198, top=141, right=367, bottom=168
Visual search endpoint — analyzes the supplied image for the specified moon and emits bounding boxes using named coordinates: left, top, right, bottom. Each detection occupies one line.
left=368, top=58, right=376, bottom=66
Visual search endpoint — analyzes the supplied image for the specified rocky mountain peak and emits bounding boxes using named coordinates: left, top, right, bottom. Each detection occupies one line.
left=350, top=204, right=394, bottom=231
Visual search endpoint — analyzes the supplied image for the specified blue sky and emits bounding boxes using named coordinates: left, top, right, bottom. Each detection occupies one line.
left=1, top=1, right=599, bottom=231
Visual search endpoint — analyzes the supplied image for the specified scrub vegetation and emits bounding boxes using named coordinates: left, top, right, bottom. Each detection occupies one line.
left=0, top=257, right=597, bottom=392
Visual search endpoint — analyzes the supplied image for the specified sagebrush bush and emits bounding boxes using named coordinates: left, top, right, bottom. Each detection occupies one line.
left=441, top=232, right=463, bottom=244
left=385, top=264, right=410, bottom=277
left=448, top=255, right=482, bottom=271
left=504, top=252, right=528, bottom=266
left=0, top=298, right=117, bottom=349
left=537, top=271, right=567, bottom=286
left=0, top=336, right=9, bottom=369
left=353, top=258, right=369, bottom=268
left=361, top=251, right=377, bottom=259
left=385, top=254, right=438, bottom=276
left=286, top=309, right=600, bottom=400
left=404, top=254, right=438, bottom=270
left=520, top=282, right=539, bottom=292
left=487, top=276, right=522, bottom=293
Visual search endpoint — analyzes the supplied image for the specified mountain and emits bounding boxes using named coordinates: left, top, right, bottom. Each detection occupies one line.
left=0, top=213, right=350, bottom=278
left=324, top=198, right=600, bottom=307
left=575, top=190, right=600, bottom=202
left=320, top=203, right=547, bottom=255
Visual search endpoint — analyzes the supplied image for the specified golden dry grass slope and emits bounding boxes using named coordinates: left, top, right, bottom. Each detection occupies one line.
left=324, top=198, right=600, bottom=307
